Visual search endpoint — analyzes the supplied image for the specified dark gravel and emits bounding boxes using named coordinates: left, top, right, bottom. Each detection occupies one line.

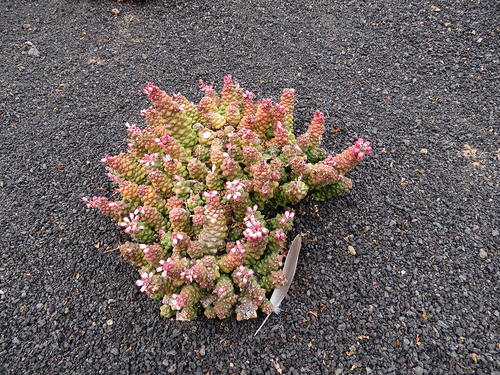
left=1, top=0, right=499, bottom=374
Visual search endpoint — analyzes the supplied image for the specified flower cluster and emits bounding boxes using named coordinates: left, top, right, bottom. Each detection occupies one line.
left=84, top=76, right=371, bottom=321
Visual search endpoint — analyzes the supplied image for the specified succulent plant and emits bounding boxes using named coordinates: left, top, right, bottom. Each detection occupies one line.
left=84, top=76, right=371, bottom=321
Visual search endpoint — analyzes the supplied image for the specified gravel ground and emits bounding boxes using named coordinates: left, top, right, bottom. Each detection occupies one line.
left=1, top=0, right=499, bottom=374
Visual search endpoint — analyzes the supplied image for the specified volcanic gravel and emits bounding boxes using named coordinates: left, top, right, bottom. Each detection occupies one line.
left=1, top=0, right=499, bottom=374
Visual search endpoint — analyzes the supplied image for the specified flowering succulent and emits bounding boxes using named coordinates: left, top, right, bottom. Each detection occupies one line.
left=84, top=76, right=371, bottom=321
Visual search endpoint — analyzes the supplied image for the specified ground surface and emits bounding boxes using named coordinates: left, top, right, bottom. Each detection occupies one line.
left=1, top=0, right=499, bottom=374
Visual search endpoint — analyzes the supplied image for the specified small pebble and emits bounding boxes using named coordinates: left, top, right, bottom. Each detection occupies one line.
left=437, top=320, right=451, bottom=329
left=111, top=9, right=120, bottom=16
left=348, top=246, right=356, bottom=256
left=479, top=249, right=487, bottom=259
left=107, top=319, right=114, bottom=326
left=420, top=148, right=428, bottom=154
left=28, top=46, right=40, bottom=57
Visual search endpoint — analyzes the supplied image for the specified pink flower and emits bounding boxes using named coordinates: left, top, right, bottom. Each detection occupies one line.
left=203, top=190, right=218, bottom=199
left=139, top=153, right=158, bottom=167
left=107, top=173, right=122, bottom=184
left=234, top=266, right=254, bottom=285
left=172, top=232, right=184, bottom=246
left=225, top=179, right=244, bottom=201
left=142, top=82, right=155, bottom=95
left=119, top=210, right=144, bottom=234
left=242, top=90, right=253, bottom=99
left=323, top=154, right=337, bottom=168
left=280, top=210, right=295, bottom=224
left=180, top=268, right=194, bottom=283
left=155, top=134, right=174, bottom=148
left=172, top=103, right=186, bottom=112
left=156, top=258, right=179, bottom=278
left=135, top=272, right=154, bottom=294
left=156, top=259, right=168, bottom=277
left=169, top=294, right=186, bottom=310
left=275, top=102, right=284, bottom=110
left=261, top=98, right=273, bottom=109
left=352, top=139, right=372, bottom=161
left=243, top=215, right=269, bottom=239
left=230, top=241, right=246, bottom=255
left=82, top=196, right=107, bottom=208
left=246, top=205, right=258, bottom=214
left=216, top=285, right=228, bottom=298
left=199, top=79, right=214, bottom=92
left=274, top=229, right=286, bottom=240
